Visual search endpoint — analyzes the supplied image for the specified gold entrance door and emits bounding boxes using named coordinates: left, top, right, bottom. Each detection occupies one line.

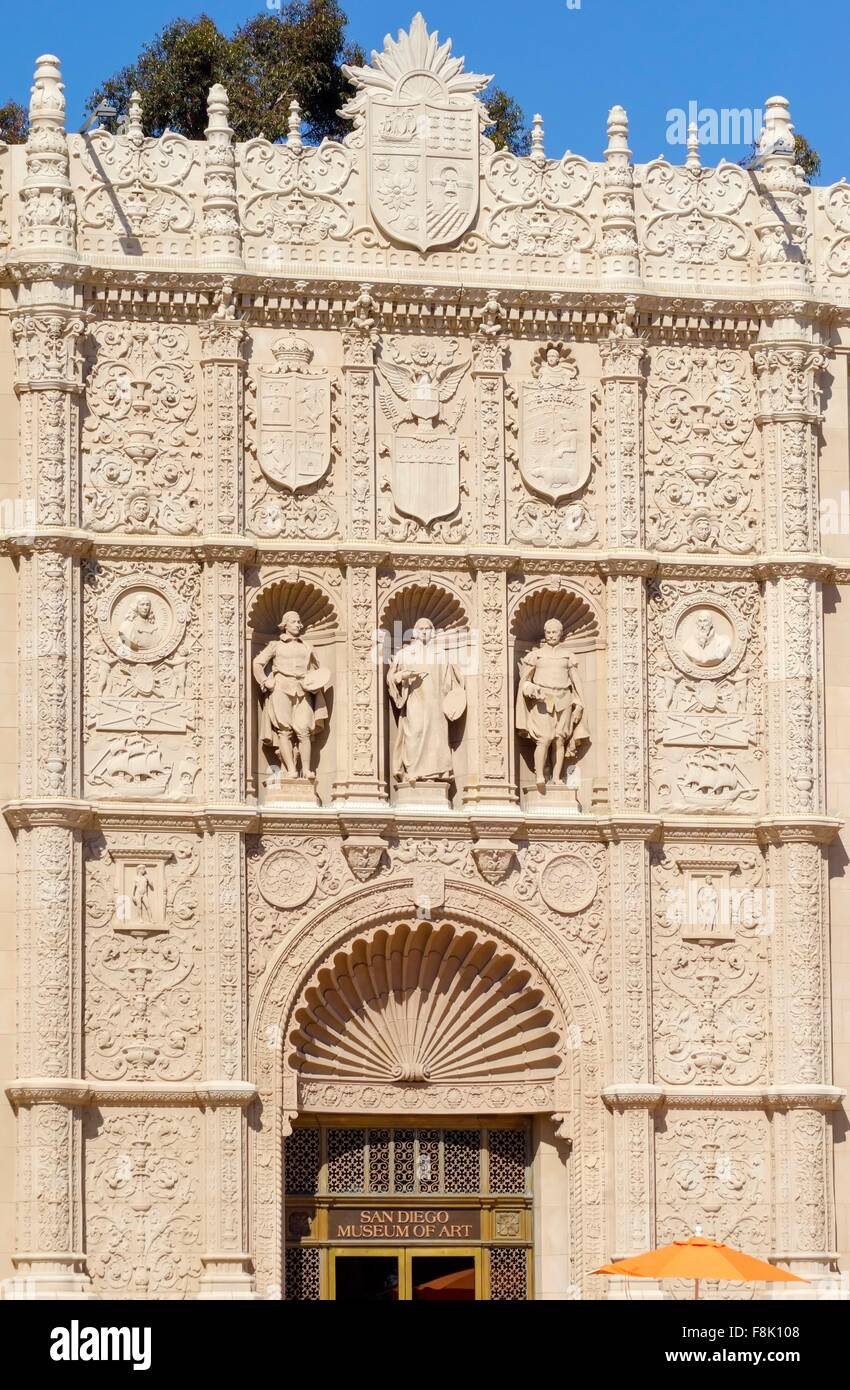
left=330, top=1247, right=482, bottom=1301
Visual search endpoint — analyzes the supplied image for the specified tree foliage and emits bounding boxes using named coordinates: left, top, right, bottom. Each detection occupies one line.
left=0, top=100, right=28, bottom=145
left=483, top=86, right=531, bottom=155
left=793, top=133, right=821, bottom=182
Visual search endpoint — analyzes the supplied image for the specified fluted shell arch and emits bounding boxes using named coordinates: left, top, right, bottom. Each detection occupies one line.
left=287, top=919, right=563, bottom=1085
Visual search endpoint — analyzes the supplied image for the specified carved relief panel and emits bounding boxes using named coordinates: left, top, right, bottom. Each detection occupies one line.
left=506, top=342, right=601, bottom=548
left=246, top=334, right=342, bottom=541
left=83, top=562, right=203, bottom=800
left=82, top=322, right=201, bottom=535
left=645, top=346, right=759, bottom=554
left=651, top=842, right=769, bottom=1087
left=84, top=832, right=203, bottom=1082
left=84, top=1109, right=203, bottom=1299
left=656, top=1112, right=770, bottom=1256
left=636, top=154, right=753, bottom=284
left=648, top=581, right=763, bottom=812
left=247, top=835, right=346, bottom=988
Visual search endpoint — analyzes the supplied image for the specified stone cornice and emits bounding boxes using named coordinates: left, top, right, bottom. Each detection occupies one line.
left=6, top=1079, right=258, bottom=1108
left=4, top=799, right=842, bottom=843
left=602, top=1084, right=846, bottom=1111
left=1, top=530, right=847, bottom=585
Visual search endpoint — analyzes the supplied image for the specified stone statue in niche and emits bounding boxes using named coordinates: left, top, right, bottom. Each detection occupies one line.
left=387, top=617, right=466, bottom=803
left=517, top=618, right=589, bottom=801
left=253, top=610, right=331, bottom=791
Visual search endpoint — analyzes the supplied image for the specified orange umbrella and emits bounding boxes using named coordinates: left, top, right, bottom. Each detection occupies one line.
left=593, top=1234, right=807, bottom=1300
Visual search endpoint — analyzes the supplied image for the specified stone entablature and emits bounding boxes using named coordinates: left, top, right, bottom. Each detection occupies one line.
left=2, top=17, right=848, bottom=1301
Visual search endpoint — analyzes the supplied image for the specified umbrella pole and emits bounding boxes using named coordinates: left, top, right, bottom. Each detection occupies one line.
left=694, top=1278, right=700, bottom=1301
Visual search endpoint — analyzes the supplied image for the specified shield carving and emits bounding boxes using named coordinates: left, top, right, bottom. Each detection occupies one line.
left=391, top=433, right=460, bottom=525
left=519, top=375, right=592, bottom=503
left=258, top=373, right=331, bottom=492
left=369, top=96, right=480, bottom=252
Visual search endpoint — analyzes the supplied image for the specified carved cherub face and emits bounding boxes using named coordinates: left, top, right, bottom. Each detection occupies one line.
left=543, top=619, right=564, bottom=645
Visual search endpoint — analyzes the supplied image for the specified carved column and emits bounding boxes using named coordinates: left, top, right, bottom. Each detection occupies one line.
left=200, top=314, right=246, bottom=536
left=342, top=294, right=378, bottom=541
left=471, top=314, right=507, bottom=546
left=463, top=567, right=517, bottom=808
left=201, top=84, right=242, bottom=268
left=600, top=106, right=640, bottom=281
left=333, top=562, right=387, bottom=805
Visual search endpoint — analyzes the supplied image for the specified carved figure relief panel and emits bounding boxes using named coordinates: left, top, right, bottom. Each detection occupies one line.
left=84, top=832, right=203, bottom=1082
left=648, top=581, right=763, bottom=812
left=376, top=336, right=472, bottom=542
left=651, top=842, right=769, bottom=1087
left=645, top=346, right=759, bottom=554
left=506, top=342, right=601, bottom=548
left=84, top=1109, right=203, bottom=1299
left=246, top=334, right=342, bottom=541
left=82, top=322, right=201, bottom=535
left=83, top=561, right=202, bottom=800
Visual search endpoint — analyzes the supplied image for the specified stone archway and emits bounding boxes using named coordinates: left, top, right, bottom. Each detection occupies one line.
left=248, top=876, right=609, bottom=1299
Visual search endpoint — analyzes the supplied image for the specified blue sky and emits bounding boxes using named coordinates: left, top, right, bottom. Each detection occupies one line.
left=2, top=0, right=847, bottom=182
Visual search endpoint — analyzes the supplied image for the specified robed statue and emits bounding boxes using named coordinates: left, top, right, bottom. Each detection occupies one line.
left=387, top=617, right=466, bottom=785
left=516, top=618, right=589, bottom=790
left=253, top=610, right=331, bottom=779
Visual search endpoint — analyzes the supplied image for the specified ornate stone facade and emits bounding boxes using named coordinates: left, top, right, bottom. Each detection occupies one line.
left=1, top=21, right=849, bottom=1301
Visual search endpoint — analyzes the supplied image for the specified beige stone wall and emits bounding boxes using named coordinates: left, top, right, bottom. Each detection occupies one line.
left=0, top=313, right=17, bottom=1284
left=1, top=22, right=848, bottom=1300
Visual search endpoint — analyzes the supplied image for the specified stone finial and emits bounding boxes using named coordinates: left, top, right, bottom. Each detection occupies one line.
left=21, top=53, right=76, bottom=256
left=530, top=112, right=545, bottom=165
left=126, top=90, right=144, bottom=142
left=601, top=105, right=639, bottom=279
left=758, top=94, right=795, bottom=161
left=686, top=121, right=701, bottom=171
left=28, top=53, right=65, bottom=125
left=201, top=82, right=242, bottom=267
left=286, top=99, right=303, bottom=152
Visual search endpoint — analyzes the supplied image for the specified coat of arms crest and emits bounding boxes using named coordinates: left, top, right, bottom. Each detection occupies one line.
left=258, top=336, right=331, bottom=492
left=376, top=337, right=468, bottom=526
left=341, top=14, right=491, bottom=253
left=519, top=343, right=592, bottom=503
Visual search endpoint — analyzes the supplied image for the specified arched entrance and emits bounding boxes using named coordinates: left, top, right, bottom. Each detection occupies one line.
left=249, top=878, right=608, bottom=1300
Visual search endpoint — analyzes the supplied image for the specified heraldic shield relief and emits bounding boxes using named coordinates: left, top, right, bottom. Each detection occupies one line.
left=342, top=13, right=491, bottom=254
left=258, top=336, right=331, bottom=492
left=519, top=343, right=592, bottom=503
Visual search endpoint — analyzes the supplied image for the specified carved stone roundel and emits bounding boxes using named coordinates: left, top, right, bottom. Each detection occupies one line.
left=97, top=575, right=189, bottom=664
left=539, top=854, right=598, bottom=915
left=258, top=848, right=318, bottom=910
left=664, top=596, right=747, bottom=682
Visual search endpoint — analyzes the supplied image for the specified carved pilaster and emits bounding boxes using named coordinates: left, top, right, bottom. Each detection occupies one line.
left=22, top=550, right=78, bottom=799
left=204, top=560, right=245, bottom=804
left=12, top=823, right=90, bottom=1297
left=199, top=313, right=246, bottom=535
left=768, top=837, right=833, bottom=1276
left=764, top=575, right=823, bottom=816
left=606, top=574, right=648, bottom=812
left=463, top=568, right=517, bottom=808
left=201, top=84, right=242, bottom=267
left=199, top=831, right=254, bottom=1297
left=608, top=837, right=655, bottom=1254
left=18, top=54, right=76, bottom=258
left=13, top=310, right=86, bottom=528
left=333, top=563, right=386, bottom=804
left=752, top=339, right=824, bottom=554
left=472, top=308, right=507, bottom=546
left=343, top=292, right=378, bottom=540
left=600, top=322, right=644, bottom=549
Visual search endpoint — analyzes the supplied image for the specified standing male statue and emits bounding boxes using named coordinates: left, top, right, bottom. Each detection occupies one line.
left=387, top=617, right=466, bottom=786
left=516, top=618, right=589, bottom=790
left=253, top=610, right=331, bottom=780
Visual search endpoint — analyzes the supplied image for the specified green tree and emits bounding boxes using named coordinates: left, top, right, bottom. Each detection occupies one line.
left=793, top=133, right=821, bottom=183
left=484, top=85, right=531, bottom=155
left=0, top=100, right=28, bottom=144
left=86, top=2, right=362, bottom=143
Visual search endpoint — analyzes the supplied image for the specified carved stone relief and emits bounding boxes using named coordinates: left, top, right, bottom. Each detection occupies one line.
left=82, top=322, right=201, bottom=535
left=645, top=346, right=759, bottom=554
left=655, top=1112, right=770, bottom=1251
left=648, top=581, right=763, bottom=811
left=651, top=843, right=769, bottom=1087
left=83, top=562, right=202, bottom=799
